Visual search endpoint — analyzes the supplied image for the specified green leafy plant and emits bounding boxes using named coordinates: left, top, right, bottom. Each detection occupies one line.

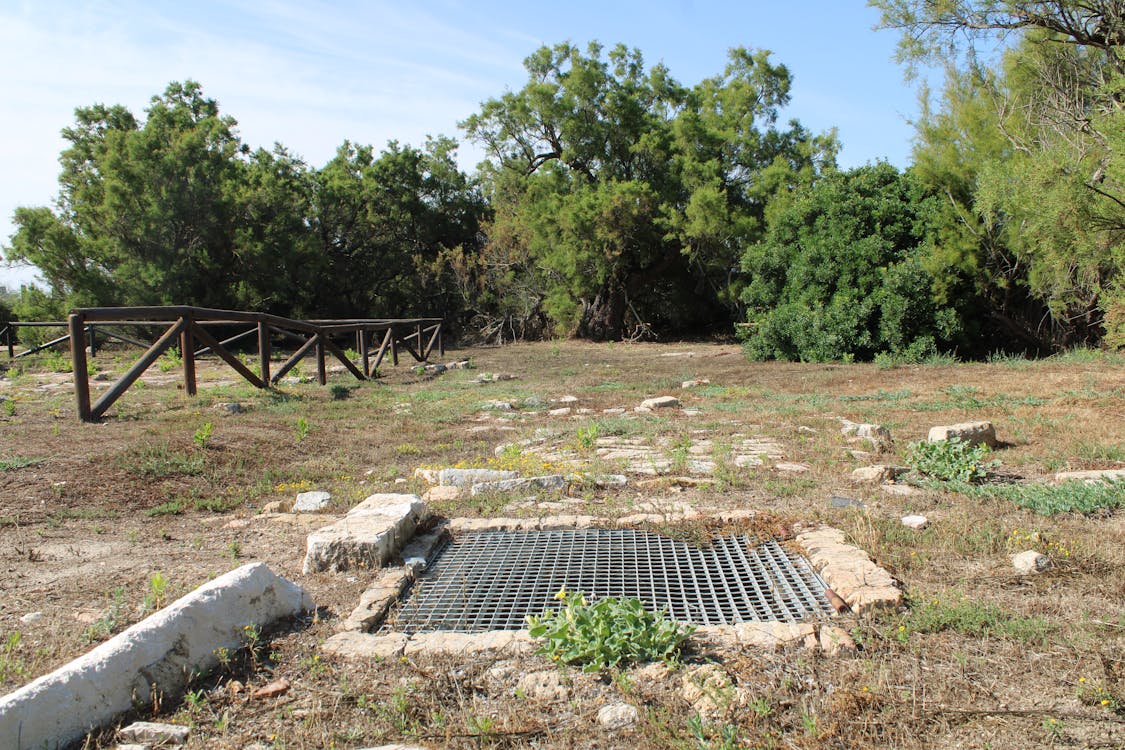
left=330, top=384, right=350, bottom=401
left=82, top=587, right=127, bottom=642
left=192, top=421, right=214, bottom=449
left=575, top=422, right=600, bottom=451
left=906, top=437, right=996, bottom=483
left=1, top=398, right=14, bottom=417
left=158, top=347, right=182, bottom=372
left=0, top=455, right=40, bottom=471
left=1, top=632, right=28, bottom=683
left=294, top=417, right=310, bottom=442
left=143, top=571, right=170, bottom=612
left=896, top=594, right=1051, bottom=644
left=527, top=590, right=694, bottom=672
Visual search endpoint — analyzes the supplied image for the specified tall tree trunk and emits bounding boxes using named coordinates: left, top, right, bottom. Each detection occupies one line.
left=577, top=283, right=627, bottom=340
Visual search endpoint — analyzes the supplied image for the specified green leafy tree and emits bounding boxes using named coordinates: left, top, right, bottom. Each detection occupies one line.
left=872, top=0, right=1125, bottom=348
left=462, top=42, right=834, bottom=340
left=3, top=81, right=315, bottom=314
left=740, top=163, right=959, bottom=361
left=309, top=137, right=486, bottom=321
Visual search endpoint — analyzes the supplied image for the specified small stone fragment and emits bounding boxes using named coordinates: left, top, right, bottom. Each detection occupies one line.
left=828, top=495, right=865, bottom=509
left=214, top=401, right=243, bottom=414
left=901, top=514, right=928, bottom=529
left=19, top=612, right=42, bottom=624
left=1011, top=549, right=1052, bottom=574
left=251, top=677, right=291, bottom=699
left=818, top=625, right=856, bottom=656
left=548, top=407, right=572, bottom=416
left=553, top=395, right=579, bottom=403
left=927, top=421, right=997, bottom=448
left=422, top=485, right=461, bottom=503
left=597, top=702, right=639, bottom=729
left=293, top=491, right=331, bottom=512
left=775, top=462, right=810, bottom=473
left=118, top=721, right=190, bottom=745
left=321, top=632, right=409, bottom=660
left=851, top=465, right=902, bottom=483
left=481, top=400, right=514, bottom=410
left=681, top=379, right=710, bottom=389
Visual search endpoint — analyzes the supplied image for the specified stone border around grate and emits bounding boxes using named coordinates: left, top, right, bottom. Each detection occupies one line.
left=317, top=509, right=902, bottom=661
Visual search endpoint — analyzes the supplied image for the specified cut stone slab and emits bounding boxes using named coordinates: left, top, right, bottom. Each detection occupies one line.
left=321, top=631, right=409, bottom=660
left=1012, top=549, right=1052, bottom=574
left=438, top=468, right=518, bottom=487
left=422, top=485, right=461, bottom=503
left=470, top=475, right=567, bottom=496
left=841, top=421, right=893, bottom=451
left=118, top=721, right=191, bottom=745
left=828, top=495, right=865, bottom=509
left=1054, top=468, right=1125, bottom=483
left=548, top=407, right=572, bottom=416
left=293, top=490, right=332, bottom=512
left=796, top=525, right=902, bottom=613
left=303, top=493, right=428, bottom=574
left=928, top=421, right=997, bottom=448
left=639, top=395, right=681, bottom=409
left=775, top=462, right=810, bottom=473
left=0, top=563, right=311, bottom=750
left=681, top=379, right=710, bottom=389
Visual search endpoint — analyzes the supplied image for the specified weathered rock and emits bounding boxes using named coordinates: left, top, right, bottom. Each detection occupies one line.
left=19, top=611, right=42, bottom=624
left=293, top=490, right=332, bottom=512
left=321, top=632, right=408, bottom=660
left=881, top=483, right=920, bottom=496
left=851, top=465, right=903, bottom=483
left=118, top=721, right=191, bottom=745
left=681, top=379, right=710, bottom=389
left=796, top=525, right=902, bottom=613
left=355, top=745, right=431, bottom=750
left=775, top=462, right=810, bottom=473
left=404, top=630, right=533, bottom=658
left=1011, top=549, right=1052, bottom=574
left=341, top=568, right=413, bottom=631
left=681, top=664, right=738, bottom=718
left=553, top=395, right=579, bottom=403
left=413, top=467, right=439, bottom=484
left=1054, top=468, right=1125, bottom=483
left=251, top=677, right=291, bottom=699
left=214, top=401, right=243, bottom=414
left=438, top=468, right=518, bottom=487
left=516, top=670, right=570, bottom=702
left=841, top=421, right=894, bottom=451
left=548, top=407, right=572, bottom=416
left=927, top=421, right=997, bottom=448
left=818, top=625, right=856, bottom=656
left=639, top=395, right=681, bottom=410
left=470, top=475, right=567, bottom=496
left=828, top=495, right=865, bottom=509
left=477, top=373, right=516, bottom=383
left=481, top=400, right=514, bottom=410
left=303, top=494, right=427, bottom=574
left=901, top=514, right=929, bottom=530
left=0, top=564, right=311, bottom=750
left=597, top=702, right=639, bottom=729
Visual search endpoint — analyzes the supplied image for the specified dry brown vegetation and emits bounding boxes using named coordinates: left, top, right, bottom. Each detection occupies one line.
left=1, top=340, right=1123, bottom=749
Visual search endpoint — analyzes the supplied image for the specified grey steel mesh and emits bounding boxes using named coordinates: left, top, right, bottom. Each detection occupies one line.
left=384, top=529, right=834, bottom=633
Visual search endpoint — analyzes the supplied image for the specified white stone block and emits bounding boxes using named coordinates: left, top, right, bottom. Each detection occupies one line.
left=0, top=564, right=311, bottom=750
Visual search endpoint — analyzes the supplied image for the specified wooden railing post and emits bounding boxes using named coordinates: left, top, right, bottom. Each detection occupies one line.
left=359, top=328, right=370, bottom=377
left=180, top=317, right=197, bottom=396
left=3, top=326, right=12, bottom=359
left=315, top=334, right=327, bottom=385
left=69, top=313, right=93, bottom=422
left=258, top=320, right=271, bottom=385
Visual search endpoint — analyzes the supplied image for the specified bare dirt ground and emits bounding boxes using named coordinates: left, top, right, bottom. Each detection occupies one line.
left=1, top=340, right=1124, bottom=749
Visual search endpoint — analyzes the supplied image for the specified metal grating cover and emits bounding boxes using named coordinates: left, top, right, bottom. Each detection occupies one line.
left=385, top=528, right=834, bottom=633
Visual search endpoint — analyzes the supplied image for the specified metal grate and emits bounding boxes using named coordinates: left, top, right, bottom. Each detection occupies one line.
left=385, top=529, right=834, bottom=633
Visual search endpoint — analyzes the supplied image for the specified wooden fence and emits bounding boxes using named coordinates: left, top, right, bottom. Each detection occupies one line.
left=4, top=307, right=443, bottom=422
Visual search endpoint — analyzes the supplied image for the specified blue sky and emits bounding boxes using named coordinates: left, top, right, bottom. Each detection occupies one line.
left=0, top=0, right=928, bottom=289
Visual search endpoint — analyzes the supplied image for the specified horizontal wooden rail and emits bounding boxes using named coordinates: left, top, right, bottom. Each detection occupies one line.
left=59, top=306, right=443, bottom=422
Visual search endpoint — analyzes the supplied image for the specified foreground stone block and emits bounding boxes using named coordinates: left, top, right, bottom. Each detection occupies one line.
left=0, top=563, right=311, bottom=750
left=1011, top=549, right=1052, bottom=574
left=796, top=525, right=902, bottom=614
left=438, top=468, right=518, bottom=487
left=321, top=632, right=409, bottom=660
left=118, top=720, right=191, bottom=745
left=927, top=421, right=997, bottom=448
left=638, top=395, right=681, bottom=410
left=293, top=490, right=332, bottom=512
left=851, top=465, right=903, bottom=484
left=303, top=494, right=428, bottom=574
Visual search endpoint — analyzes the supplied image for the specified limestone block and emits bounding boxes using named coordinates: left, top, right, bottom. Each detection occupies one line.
left=818, top=625, right=856, bottom=656
left=321, top=632, right=408, bottom=660
left=303, top=493, right=427, bottom=574
left=422, top=486, right=461, bottom=503
left=927, top=421, right=997, bottom=447
left=901, top=514, right=929, bottom=530
left=639, top=396, right=681, bottom=409
left=293, top=490, right=331, bottom=512
left=438, top=468, right=518, bottom=487
left=470, top=475, right=567, bottom=496
left=0, top=563, right=311, bottom=750
left=413, top=468, right=439, bottom=484
left=1054, top=468, right=1125, bottom=483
